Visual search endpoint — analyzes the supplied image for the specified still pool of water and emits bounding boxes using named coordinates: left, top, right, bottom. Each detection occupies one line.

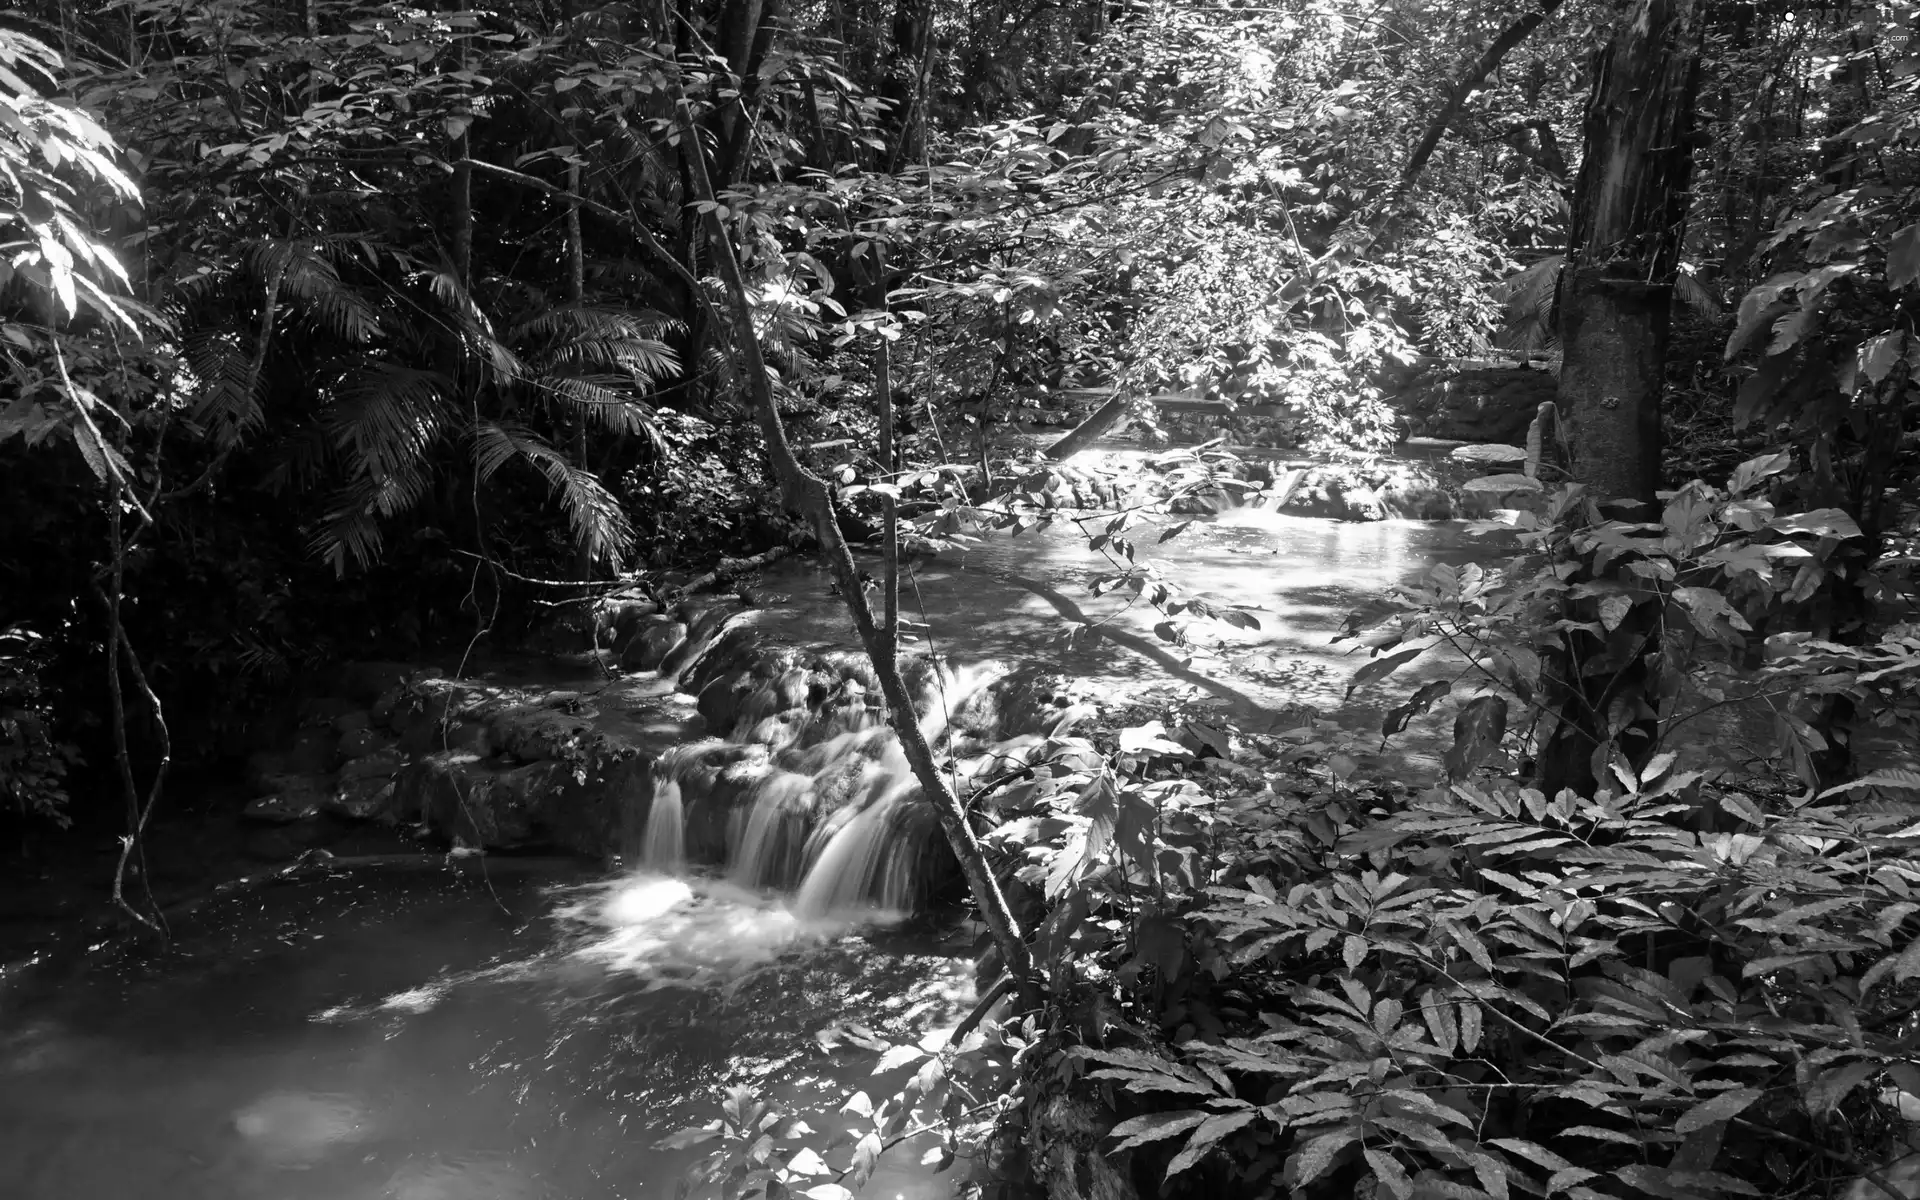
left=0, top=861, right=973, bottom=1199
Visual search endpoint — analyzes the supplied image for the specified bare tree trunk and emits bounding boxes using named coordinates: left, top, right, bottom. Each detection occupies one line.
left=567, top=158, right=594, bottom=582
left=661, top=27, right=1036, bottom=1001
left=1536, top=0, right=1703, bottom=800
left=1556, top=0, right=1703, bottom=507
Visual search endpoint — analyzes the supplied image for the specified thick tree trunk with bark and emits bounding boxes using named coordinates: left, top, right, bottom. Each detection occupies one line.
left=1556, top=0, right=1702, bottom=507
left=1537, top=0, right=1703, bottom=800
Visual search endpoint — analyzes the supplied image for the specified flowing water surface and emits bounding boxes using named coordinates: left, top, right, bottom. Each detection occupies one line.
left=0, top=862, right=975, bottom=1199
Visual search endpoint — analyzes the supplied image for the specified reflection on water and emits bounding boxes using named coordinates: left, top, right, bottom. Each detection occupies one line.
left=0, top=865, right=969, bottom=1200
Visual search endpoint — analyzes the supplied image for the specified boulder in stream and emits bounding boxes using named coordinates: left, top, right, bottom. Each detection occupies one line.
left=619, top=617, right=688, bottom=671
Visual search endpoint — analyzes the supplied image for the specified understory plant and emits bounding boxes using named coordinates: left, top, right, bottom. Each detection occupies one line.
left=663, top=702, right=1920, bottom=1200
left=1341, top=452, right=1920, bottom=797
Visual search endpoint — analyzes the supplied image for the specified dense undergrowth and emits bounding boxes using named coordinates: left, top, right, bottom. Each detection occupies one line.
left=664, top=449, right=1920, bottom=1200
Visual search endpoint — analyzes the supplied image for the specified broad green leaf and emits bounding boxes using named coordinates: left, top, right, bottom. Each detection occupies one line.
left=1769, top=508, right=1863, bottom=539
left=1347, top=646, right=1426, bottom=697
left=1818, top=769, right=1920, bottom=799
left=1728, top=450, right=1792, bottom=495
left=873, top=1043, right=926, bottom=1072
left=1890, top=222, right=1920, bottom=288
left=1365, top=1148, right=1414, bottom=1200
left=1674, top=1087, right=1760, bottom=1134
left=1165, top=1110, right=1259, bottom=1178
left=1288, top=1129, right=1358, bottom=1188
left=1804, top=1060, right=1880, bottom=1115
left=1107, top=1110, right=1209, bottom=1154
left=1382, top=678, right=1452, bottom=738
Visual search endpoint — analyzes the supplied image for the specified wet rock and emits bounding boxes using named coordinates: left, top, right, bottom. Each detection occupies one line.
left=245, top=750, right=293, bottom=791
left=697, top=669, right=756, bottom=738
left=325, top=776, right=398, bottom=822
left=332, top=709, right=373, bottom=736
left=959, top=666, right=1074, bottom=740
left=683, top=751, right=775, bottom=863
left=370, top=687, right=403, bottom=732
left=297, top=695, right=359, bottom=726
left=336, top=727, right=394, bottom=762
left=659, top=602, right=750, bottom=677
left=395, top=755, right=518, bottom=847
left=1458, top=472, right=1546, bottom=518
left=340, top=750, right=407, bottom=782
left=397, top=746, right=638, bottom=854
left=1373, top=461, right=1455, bottom=520
left=594, top=590, right=659, bottom=647
left=285, top=726, right=339, bottom=775
left=445, top=720, right=492, bottom=757
left=488, top=707, right=594, bottom=764
left=679, top=624, right=770, bottom=696
left=243, top=778, right=329, bottom=823
left=1449, top=442, right=1529, bottom=466
left=620, top=617, right=688, bottom=672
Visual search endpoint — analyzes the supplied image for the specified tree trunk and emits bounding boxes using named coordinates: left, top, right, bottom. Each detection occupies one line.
left=1537, top=0, right=1703, bottom=800
left=1556, top=0, right=1703, bottom=507
left=567, top=159, right=593, bottom=582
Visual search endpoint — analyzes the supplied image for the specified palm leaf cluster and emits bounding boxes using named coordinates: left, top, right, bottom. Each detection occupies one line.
left=170, top=235, right=681, bottom=575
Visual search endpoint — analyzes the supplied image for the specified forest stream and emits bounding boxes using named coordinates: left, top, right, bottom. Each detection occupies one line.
left=0, top=465, right=1514, bottom=1200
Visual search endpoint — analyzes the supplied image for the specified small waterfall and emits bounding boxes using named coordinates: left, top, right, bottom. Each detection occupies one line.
left=917, top=662, right=1007, bottom=744
left=728, top=773, right=812, bottom=891
left=604, top=636, right=1017, bottom=920
left=793, top=795, right=906, bottom=918
left=641, top=777, right=685, bottom=872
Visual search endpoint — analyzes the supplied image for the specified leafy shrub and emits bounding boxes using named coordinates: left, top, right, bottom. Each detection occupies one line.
left=0, top=625, right=77, bottom=826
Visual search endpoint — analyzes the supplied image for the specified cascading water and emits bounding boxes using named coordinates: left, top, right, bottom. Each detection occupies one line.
left=640, top=777, right=685, bottom=872
left=622, top=657, right=1010, bottom=923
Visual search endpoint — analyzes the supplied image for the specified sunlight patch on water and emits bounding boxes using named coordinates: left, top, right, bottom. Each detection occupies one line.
left=551, top=872, right=891, bottom=990
left=230, top=1089, right=377, bottom=1167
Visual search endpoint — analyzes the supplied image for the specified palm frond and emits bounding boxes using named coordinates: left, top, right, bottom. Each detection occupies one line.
left=471, top=422, right=635, bottom=568
left=325, top=361, right=450, bottom=486
left=260, top=424, right=329, bottom=496
left=182, top=329, right=263, bottom=446
left=1493, top=254, right=1563, bottom=355
left=541, top=335, right=680, bottom=383
left=417, top=267, right=524, bottom=383
left=421, top=267, right=496, bottom=342
left=507, top=305, right=684, bottom=345
left=246, top=239, right=382, bottom=343
left=1675, top=269, right=1723, bottom=319
left=540, top=374, right=666, bottom=447
left=310, top=468, right=432, bottom=575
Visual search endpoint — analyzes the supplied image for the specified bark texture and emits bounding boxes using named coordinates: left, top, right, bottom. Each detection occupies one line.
left=1557, top=0, right=1703, bottom=506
